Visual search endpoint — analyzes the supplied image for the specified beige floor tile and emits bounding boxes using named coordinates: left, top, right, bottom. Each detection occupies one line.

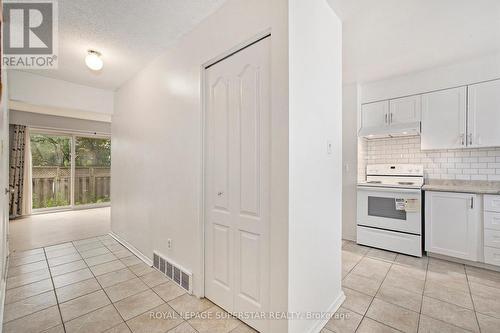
left=469, top=282, right=500, bottom=319
left=121, top=256, right=144, bottom=268
left=168, top=294, right=214, bottom=319
left=127, top=303, right=183, bottom=333
left=384, top=265, right=426, bottom=294
left=45, top=246, right=79, bottom=259
left=418, top=314, right=472, bottom=333
left=97, top=268, right=137, bottom=288
left=5, top=278, right=53, bottom=304
left=104, top=323, right=132, bottom=333
left=101, top=239, right=120, bottom=246
left=342, top=241, right=370, bottom=255
left=153, top=281, right=186, bottom=302
left=65, top=304, right=124, bottom=333
left=7, top=260, right=48, bottom=278
left=426, top=270, right=469, bottom=293
left=356, top=317, right=400, bottom=333
left=73, top=237, right=102, bottom=246
left=112, top=248, right=133, bottom=259
left=341, top=287, right=373, bottom=315
left=105, top=277, right=149, bottom=302
left=11, top=248, right=44, bottom=258
left=229, top=323, right=258, bottom=333
left=394, top=254, right=429, bottom=270
left=2, top=305, right=62, bottom=333
left=128, top=262, right=155, bottom=276
left=476, top=312, right=500, bottom=333
left=342, top=250, right=363, bottom=275
left=80, top=246, right=110, bottom=259
left=366, top=298, right=419, bottom=333
left=140, top=270, right=170, bottom=287
left=45, top=242, right=74, bottom=252
left=377, top=282, right=422, bottom=312
left=114, top=289, right=164, bottom=321
left=50, top=259, right=87, bottom=277
left=421, top=296, right=479, bottom=332
left=6, top=267, right=51, bottom=289
left=91, top=259, right=127, bottom=276
left=466, top=266, right=500, bottom=290
left=366, top=248, right=398, bottom=262
left=9, top=253, right=46, bottom=267
left=166, top=322, right=197, bottom=333
left=323, top=307, right=363, bottom=333
left=60, top=289, right=111, bottom=322
left=53, top=268, right=94, bottom=288
left=75, top=241, right=105, bottom=252
left=342, top=272, right=382, bottom=296
left=56, top=278, right=102, bottom=303
left=85, top=253, right=118, bottom=266
left=351, top=257, right=391, bottom=281
left=428, top=258, right=465, bottom=275
left=3, top=290, right=57, bottom=322
left=423, top=280, right=473, bottom=309
left=41, top=325, right=65, bottom=333
left=188, top=305, right=241, bottom=333
left=106, top=243, right=127, bottom=253
left=48, top=253, right=82, bottom=267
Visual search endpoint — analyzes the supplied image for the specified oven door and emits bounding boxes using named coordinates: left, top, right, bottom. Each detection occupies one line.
left=357, top=185, right=422, bottom=235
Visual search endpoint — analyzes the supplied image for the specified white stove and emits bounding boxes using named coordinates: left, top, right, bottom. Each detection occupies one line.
left=357, top=164, right=424, bottom=257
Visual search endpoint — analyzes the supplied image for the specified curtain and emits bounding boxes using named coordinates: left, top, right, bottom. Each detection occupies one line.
left=8, top=125, right=27, bottom=218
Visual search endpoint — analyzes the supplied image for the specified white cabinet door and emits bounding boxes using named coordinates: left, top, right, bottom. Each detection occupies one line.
left=361, top=100, right=389, bottom=129
left=389, top=95, right=421, bottom=125
left=421, top=87, right=467, bottom=150
left=425, top=191, right=481, bottom=261
left=468, top=79, right=500, bottom=148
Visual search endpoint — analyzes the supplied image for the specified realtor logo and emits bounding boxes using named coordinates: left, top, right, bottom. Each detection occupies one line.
left=2, top=0, right=58, bottom=69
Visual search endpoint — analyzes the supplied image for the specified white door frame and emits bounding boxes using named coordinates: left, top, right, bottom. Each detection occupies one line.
left=198, top=29, right=271, bottom=298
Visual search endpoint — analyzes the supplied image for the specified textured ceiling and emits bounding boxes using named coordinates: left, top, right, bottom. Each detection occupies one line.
left=329, top=0, right=500, bottom=84
left=26, top=0, right=227, bottom=90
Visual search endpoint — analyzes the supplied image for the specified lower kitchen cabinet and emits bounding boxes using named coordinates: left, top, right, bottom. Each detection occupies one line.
left=425, top=191, right=481, bottom=261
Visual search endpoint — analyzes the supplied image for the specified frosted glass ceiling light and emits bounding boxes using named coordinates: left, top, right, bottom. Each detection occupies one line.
left=85, top=50, right=103, bottom=71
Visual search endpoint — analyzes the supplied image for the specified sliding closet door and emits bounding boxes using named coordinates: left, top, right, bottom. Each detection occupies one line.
left=204, top=36, right=270, bottom=332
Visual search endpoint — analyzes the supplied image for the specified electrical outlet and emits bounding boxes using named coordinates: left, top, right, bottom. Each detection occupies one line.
left=167, top=239, right=172, bottom=249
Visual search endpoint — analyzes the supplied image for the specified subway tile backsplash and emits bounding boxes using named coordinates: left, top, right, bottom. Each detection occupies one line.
left=361, top=136, right=500, bottom=181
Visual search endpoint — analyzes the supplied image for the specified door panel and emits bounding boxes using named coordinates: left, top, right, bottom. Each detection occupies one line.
left=389, top=95, right=421, bottom=125
left=468, top=79, right=500, bottom=148
left=421, top=87, right=467, bottom=150
left=361, top=100, right=389, bottom=129
left=205, top=37, right=270, bottom=332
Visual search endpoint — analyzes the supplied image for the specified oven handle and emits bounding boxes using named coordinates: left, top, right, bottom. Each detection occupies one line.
left=357, top=186, right=422, bottom=194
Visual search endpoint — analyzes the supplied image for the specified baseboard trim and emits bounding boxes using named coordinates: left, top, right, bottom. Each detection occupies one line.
left=108, top=232, right=153, bottom=267
left=307, top=290, right=346, bottom=333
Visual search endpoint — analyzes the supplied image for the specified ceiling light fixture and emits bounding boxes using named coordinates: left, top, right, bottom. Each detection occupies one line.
left=85, top=50, right=103, bottom=71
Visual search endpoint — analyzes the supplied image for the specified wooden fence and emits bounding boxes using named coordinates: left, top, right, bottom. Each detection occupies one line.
left=32, top=166, right=111, bottom=208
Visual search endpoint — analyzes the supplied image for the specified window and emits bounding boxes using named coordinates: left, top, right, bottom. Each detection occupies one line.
left=30, top=131, right=111, bottom=211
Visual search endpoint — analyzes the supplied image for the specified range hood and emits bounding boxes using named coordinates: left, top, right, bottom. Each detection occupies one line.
left=358, top=121, right=421, bottom=139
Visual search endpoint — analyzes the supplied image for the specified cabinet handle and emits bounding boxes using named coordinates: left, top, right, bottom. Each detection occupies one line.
left=468, top=133, right=473, bottom=145
left=460, top=134, right=465, bottom=146
left=385, top=114, right=388, bottom=124
left=470, top=197, right=474, bottom=209
left=390, top=113, right=393, bottom=123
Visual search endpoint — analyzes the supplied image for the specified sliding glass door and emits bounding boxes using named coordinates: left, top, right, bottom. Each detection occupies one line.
left=31, top=133, right=72, bottom=209
left=30, top=130, right=111, bottom=212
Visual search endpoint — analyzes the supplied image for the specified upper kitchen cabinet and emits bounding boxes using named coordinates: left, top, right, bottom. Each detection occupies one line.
left=389, top=95, right=421, bottom=125
left=468, top=79, right=500, bottom=148
left=360, top=100, right=389, bottom=130
left=421, top=86, right=467, bottom=150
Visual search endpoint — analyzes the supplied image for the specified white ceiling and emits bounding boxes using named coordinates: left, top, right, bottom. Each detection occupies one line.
left=26, top=0, right=227, bottom=90
left=329, top=0, right=500, bottom=84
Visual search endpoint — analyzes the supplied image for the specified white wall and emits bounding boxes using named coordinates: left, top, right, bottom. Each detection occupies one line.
left=342, top=84, right=358, bottom=241
left=288, top=1, right=343, bottom=332
left=361, top=52, right=500, bottom=103
left=111, top=0, right=289, bottom=332
left=8, top=71, right=114, bottom=115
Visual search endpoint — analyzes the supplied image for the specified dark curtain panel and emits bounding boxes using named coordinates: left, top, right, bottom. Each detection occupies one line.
left=9, top=125, right=26, bottom=218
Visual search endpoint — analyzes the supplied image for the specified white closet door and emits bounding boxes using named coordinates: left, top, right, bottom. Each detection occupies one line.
left=205, top=37, right=270, bottom=332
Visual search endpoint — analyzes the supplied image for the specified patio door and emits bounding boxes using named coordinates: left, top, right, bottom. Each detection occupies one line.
left=30, top=131, right=111, bottom=211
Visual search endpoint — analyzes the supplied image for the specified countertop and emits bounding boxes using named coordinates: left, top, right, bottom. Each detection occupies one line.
left=422, top=179, right=500, bottom=195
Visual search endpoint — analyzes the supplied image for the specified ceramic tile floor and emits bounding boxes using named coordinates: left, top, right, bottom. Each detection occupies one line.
left=6, top=236, right=500, bottom=333
left=3, top=235, right=256, bottom=333
left=320, top=240, right=500, bottom=333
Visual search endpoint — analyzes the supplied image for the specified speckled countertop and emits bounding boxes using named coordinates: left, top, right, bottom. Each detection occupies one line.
left=422, top=179, right=500, bottom=195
